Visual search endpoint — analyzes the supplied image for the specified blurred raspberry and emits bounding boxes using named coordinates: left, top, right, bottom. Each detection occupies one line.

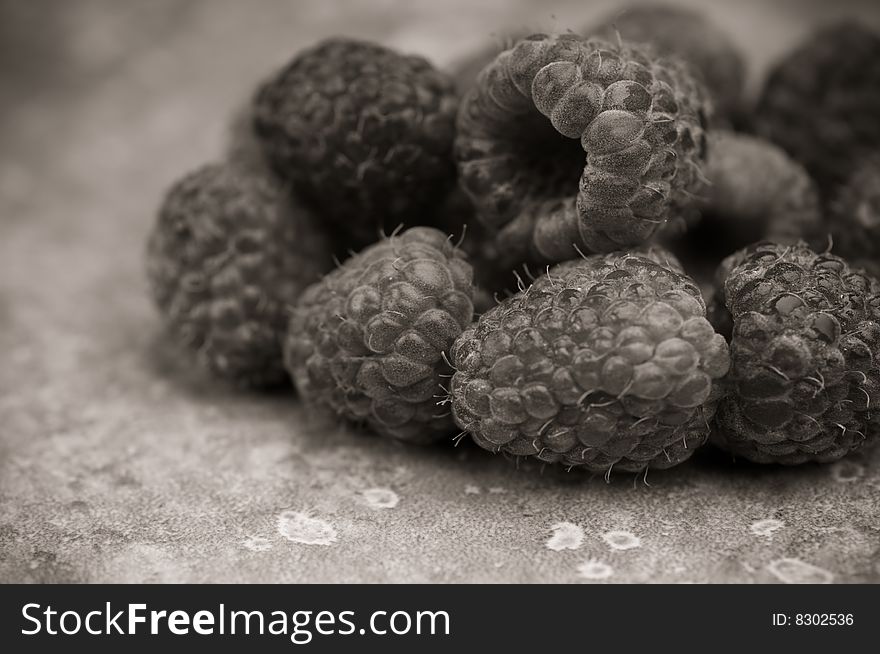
left=147, top=163, right=331, bottom=387
left=755, top=22, right=880, bottom=195
left=254, top=38, right=459, bottom=250
left=829, top=155, right=880, bottom=279
left=701, top=131, right=825, bottom=246
left=665, top=131, right=827, bottom=289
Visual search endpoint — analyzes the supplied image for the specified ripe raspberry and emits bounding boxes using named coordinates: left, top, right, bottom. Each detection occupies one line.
left=146, top=163, right=331, bottom=388
left=630, top=243, right=686, bottom=275
left=456, top=33, right=709, bottom=264
left=712, top=242, right=880, bottom=464
left=829, top=156, right=880, bottom=279
left=253, top=38, right=458, bottom=250
left=457, top=218, right=511, bottom=313
left=591, top=4, right=745, bottom=124
left=449, top=250, right=729, bottom=473
left=755, top=22, right=880, bottom=195
left=285, top=227, right=475, bottom=444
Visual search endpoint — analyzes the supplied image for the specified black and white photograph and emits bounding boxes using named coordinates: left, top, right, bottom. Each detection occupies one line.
left=2, top=0, right=880, bottom=605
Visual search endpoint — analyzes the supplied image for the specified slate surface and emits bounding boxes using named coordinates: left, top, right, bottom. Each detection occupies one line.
left=2, top=0, right=879, bottom=583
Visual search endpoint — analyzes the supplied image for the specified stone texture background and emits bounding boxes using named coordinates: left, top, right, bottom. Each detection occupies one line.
left=2, top=0, right=880, bottom=583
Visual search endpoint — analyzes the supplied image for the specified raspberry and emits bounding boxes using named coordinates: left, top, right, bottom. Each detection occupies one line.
left=146, top=163, right=331, bottom=388
left=253, top=38, right=458, bottom=250
left=666, top=131, right=827, bottom=286
left=712, top=242, right=880, bottom=464
left=829, top=156, right=880, bottom=279
left=755, top=22, right=880, bottom=195
left=591, top=4, right=745, bottom=124
left=449, top=250, right=729, bottom=473
left=456, top=33, right=709, bottom=265
left=285, top=227, right=475, bottom=444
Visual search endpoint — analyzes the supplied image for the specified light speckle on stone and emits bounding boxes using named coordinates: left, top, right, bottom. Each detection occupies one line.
left=602, top=530, right=641, bottom=551
left=546, top=522, right=584, bottom=551
left=488, top=487, right=507, bottom=494
left=243, top=536, right=272, bottom=552
left=277, top=511, right=337, bottom=546
left=750, top=518, right=784, bottom=538
left=464, top=484, right=481, bottom=495
left=361, top=488, right=399, bottom=509
left=767, top=558, right=834, bottom=584
left=577, top=558, right=613, bottom=580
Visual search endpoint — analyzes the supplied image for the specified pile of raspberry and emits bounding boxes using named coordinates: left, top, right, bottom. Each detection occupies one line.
left=146, top=6, right=880, bottom=475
